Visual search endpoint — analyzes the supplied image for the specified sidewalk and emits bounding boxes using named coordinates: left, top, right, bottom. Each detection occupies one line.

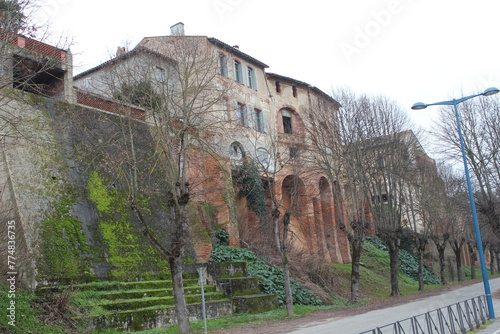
left=476, top=318, right=500, bottom=334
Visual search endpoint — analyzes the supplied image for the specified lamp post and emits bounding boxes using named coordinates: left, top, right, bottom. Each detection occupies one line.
left=412, top=87, right=499, bottom=319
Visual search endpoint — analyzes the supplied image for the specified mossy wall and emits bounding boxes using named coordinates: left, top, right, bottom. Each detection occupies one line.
left=2, top=96, right=221, bottom=286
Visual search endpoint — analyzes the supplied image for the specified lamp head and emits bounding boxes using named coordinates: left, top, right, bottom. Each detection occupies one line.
left=411, top=102, right=427, bottom=110
left=483, top=87, right=500, bottom=96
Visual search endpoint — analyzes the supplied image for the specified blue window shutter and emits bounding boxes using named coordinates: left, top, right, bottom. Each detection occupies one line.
left=234, top=101, right=241, bottom=124
left=261, top=110, right=267, bottom=133
left=244, top=105, right=250, bottom=127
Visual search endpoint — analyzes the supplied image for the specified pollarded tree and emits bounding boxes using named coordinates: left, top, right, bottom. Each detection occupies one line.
left=354, top=96, right=419, bottom=297
left=432, top=95, right=500, bottom=240
left=307, top=87, right=371, bottom=302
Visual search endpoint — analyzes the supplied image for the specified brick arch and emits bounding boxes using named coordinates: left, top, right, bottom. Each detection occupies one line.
left=281, top=175, right=315, bottom=252
left=318, top=177, right=343, bottom=263
left=276, top=106, right=306, bottom=136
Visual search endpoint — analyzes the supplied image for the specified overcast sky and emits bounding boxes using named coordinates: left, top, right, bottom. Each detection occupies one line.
left=35, top=0, right=500, bottom=142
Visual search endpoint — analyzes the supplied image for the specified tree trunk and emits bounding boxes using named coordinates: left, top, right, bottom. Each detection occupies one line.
left=169, top=255, right=191, bottom=334
left=416, top=237, right=427, bottom=291
left=437, top=246, right=447, bottom=285
left=454, top=248, right=463, bottom=282
left=490, top=249, right=496, bottom=276
left=497, top=253, right=500, bottom=276
left=350, top=239, right=362, bottom=302
left=172, top=196, right=192, bottom=334
left=387, top=241, right=400, bottom=296
left=282, top=212, right=294, bottom=317
left=417, top=248, right=424, bottom=291
left=468, top=243, right=476, bottom=279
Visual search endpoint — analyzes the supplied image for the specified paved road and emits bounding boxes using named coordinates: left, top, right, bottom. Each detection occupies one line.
left=285, top=277, right=500, bottom=334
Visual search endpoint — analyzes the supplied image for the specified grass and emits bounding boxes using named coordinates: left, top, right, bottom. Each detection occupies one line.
left=91, top=303, right=359, bottom=334
left=4, top=239, right=471, bottom=333
left=0, top=283, right=68, bottom=334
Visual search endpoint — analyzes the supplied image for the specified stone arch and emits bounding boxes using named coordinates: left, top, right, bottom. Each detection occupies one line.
left=229, top=141, right=245, bottom=167
left=281, top=175, right=314, bottom=252
left=319, top=177, right=342, bottom=263
left=277, top=107, right=306, bottom=136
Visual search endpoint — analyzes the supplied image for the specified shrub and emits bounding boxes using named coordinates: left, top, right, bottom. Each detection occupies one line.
left=210, top=245, right=322, bottom=305
left=366, top=235, right=440, bottom=285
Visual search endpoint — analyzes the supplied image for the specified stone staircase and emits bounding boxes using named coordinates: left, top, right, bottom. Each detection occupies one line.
left=205, top=261, right=279, bottom=314
left=37, top=261, right=278, bottom=331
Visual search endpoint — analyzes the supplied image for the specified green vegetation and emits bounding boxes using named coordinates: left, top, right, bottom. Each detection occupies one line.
left=0, top=284, right=69, bottom=333
left=365, top=235, right=441, bottom=285
left=234, top=159, right=268, bottom=226
left=38, top=190, right=94, bottom=283
left=90, top=304, right=352, bottom=334
left=86, top=170, right=171, bottom=281
left=22, top=235, right=461, bottom=333
left=210, top=245, right=322, bottom=305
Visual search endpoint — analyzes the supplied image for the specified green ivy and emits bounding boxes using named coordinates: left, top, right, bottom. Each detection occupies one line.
left=212, top=228, right=230, bottom=246
left=235, top=160, right=268, bottom=227
left=366, top=235, right=441, bottom=285
left=210, top=245, right=322, bottom=306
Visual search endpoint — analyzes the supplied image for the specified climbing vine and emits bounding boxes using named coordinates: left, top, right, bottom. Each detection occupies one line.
left=235, top=159, right=268, bottom=228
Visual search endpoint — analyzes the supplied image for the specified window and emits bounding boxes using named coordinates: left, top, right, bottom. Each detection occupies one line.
left=253, top=108, right=265, bottom=132
left=256, top=147, right=271, bottom=170
left=234, top=60, right=244, bottom=84
left=275, top=81, right=281, bottom=93
left=230, top=142, right=245, bottom=166
left=83, top=77, right=93, bottom=89
left=372, top=194, right=390, bottom=204
left=282, top=109, right=293, bottom=134
left=289, top=147, right=300, bottom=159
left=247, top=66, right=257, bottom=90
left=235, top=102, right=248, bottom=126
left=218, top=53, right=228, bottom=77
left=292, top=86, right=298, bottom=98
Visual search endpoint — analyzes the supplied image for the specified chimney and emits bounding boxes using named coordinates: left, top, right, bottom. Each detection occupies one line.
left=116, top=47, right=126, bottom=57
left=170, top=22, right=185, bottom=36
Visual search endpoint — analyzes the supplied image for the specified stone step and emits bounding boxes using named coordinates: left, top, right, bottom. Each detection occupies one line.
left=37, top=279, right=200, bottom=295
left=98, top=285, right=218, bottom=300
left=217, top=277, right=262, bottom=297
left=232, top=294, right=279, bottom=314
left=96, top=292, right=228, bottom=312
left=81, top=300, right=233, bottom=332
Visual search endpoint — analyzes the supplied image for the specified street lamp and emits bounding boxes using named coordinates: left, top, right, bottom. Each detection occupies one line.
left=412, top=87, right=499, bottom=320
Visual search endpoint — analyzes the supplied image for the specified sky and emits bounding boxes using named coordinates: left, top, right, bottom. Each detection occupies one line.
left=33, top=0, right=500, bottom=148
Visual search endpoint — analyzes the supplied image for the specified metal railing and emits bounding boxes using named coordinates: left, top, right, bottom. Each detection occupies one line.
left=358, top=295, right=488, bottom=334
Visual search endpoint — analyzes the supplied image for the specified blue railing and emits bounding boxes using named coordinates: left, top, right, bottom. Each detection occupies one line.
left=358, top=295, right=488, bottom=334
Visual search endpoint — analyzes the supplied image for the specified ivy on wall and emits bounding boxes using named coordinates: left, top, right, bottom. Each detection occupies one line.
left=235, top=159, right=268, bottom=228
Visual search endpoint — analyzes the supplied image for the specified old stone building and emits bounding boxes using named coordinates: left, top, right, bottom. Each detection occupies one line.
left=73, top=22, right=351, bottom=264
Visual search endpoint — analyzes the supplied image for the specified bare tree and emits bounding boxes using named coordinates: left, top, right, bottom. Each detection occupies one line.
left=307, top=88, right=371, bottom=302
left=1, top=0, right=73, bottom=139
left=432, top=96, right=500, bottom=239
left=355, top=97, right=417, bottom=297
left=242, top=127, right=311, bottom=316
left=76, top=38, right=230, bottom=334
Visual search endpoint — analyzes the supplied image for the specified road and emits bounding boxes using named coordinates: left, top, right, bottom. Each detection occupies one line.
left=285, top=277, right=500, bottom=334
